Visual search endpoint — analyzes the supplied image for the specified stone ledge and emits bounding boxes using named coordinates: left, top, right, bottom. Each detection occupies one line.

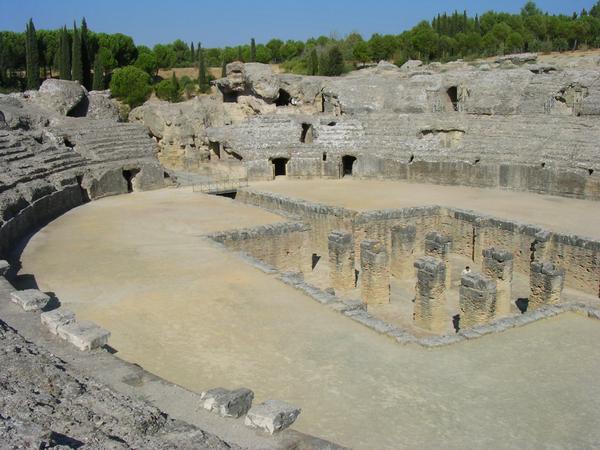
left=245, top=400, right=301, bottom=435
left=40, top=308, right=76, bottom=335
left=56, top=320, right=110, bottom=351
left=9, top=289, right=50, bottom=312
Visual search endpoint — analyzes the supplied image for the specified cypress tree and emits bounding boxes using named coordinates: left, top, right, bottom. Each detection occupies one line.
left=221, top=58, right=227, bottom=78
left=250, top=38, right=256, bottom=62
left=25, top=19, right=40, bottom=90
left=81, top=18, right=92, bottom=89
left=325, top=46, right=344, bottom=76
left=190, top=42, right=195, bottom=63
left=92, top=54, right=104, bottom=90
left=59, top=26, right=71, bottom=80
left=198, top=43, right=207, bottom=92
left=309, top=48, right=318, bottom=76
left=71, top=22, right=83, bottom=83
left=170, top=72, right=180, bottom=102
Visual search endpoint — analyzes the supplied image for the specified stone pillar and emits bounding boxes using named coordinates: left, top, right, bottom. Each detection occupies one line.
left=413, top=256, right=447, bottom=333
left=459, top=272, right=497, bottom=329
left=529, top=261, right=565, bottom=309
left=328, top=230, right=355, bottom=293
left=424, top=232, right=452, bottom=287
left=482, top=248, right=514, bottom=317
left=390, top=224, right=417, bottom=279
left=360, top=239, right=390, bottom=305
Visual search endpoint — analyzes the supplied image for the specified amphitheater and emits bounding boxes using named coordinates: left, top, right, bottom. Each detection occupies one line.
left=2, top=53, right=600, bottom=449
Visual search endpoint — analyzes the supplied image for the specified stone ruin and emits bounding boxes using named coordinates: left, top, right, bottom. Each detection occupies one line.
left=2, top=52, right=600, bottom=448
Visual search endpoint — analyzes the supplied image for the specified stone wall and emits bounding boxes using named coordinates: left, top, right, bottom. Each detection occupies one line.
left=235, top=191, right=600, bottom=297
left=208, top=222, right=310, bottom=274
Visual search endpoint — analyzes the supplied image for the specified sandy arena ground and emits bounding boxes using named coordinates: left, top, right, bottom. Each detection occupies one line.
left=252, top=178, right=600, bottom=240
left=16, top=186, right=600, bottom=449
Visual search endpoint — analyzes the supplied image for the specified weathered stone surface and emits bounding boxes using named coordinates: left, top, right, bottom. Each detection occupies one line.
left=244, top=63, right=280, bottom=101
left=529, top=261, right=565, bottom=309
left=495, top=53, right=538, bottom=65
left=390, top=224, right=417, bottom=279
left=200, top=388, right=254, bottom=418
left=459, top=272, right=497, bottom=329
left=425, top=232, right=452, bottom=286
left=87, top=90, right=120, bottom=121
left=0, top=319, right=236, bottom=449
left=9, top=289, right=50, bottom=311
left=360, top=239, right=390, bottom=305
left=36, top=79, right=87, bottom=115
left=401, top=59, right=423, bottom=70
left=0, top=260, right=10, bottom=277
left=328, top=230, right=355, bottom=292
left=40, top=308, right=76, bottom=335
left=56, top=320, right=110, bottom=351
left=414, top=256, right=447, bottom=333
left=482, top=248, right=513, bottom=317
left=244, top=400, right=301, bottom=434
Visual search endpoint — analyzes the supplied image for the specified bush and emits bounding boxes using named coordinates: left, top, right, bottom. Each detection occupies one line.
left=109, top=65, right=152, bottom=108
left=155, top=74, right=182, bottom=102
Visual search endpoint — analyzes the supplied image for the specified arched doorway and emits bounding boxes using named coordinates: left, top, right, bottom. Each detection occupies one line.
left=272, top=158, right=289, bottom=177
left=341, top=155, right=357, bottom=177
left=447, top=86, right=459, bottom=111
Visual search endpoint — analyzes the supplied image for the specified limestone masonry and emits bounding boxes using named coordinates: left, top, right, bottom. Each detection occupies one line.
left=2, top=52, right=600, bottom=449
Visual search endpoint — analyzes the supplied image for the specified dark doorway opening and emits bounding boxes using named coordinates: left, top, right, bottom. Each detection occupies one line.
left=322, top=152, right=327, bottom=161
left=66, top=96, right=90, bottom=117
left=223, top=92, right=238, bottom=103
left=275, top=89, right=292, bottom=106
left=209, top=141, right=221, bottom=160
left=215, top=191, right=237, bottom=199
left=312, top=253, right=321, bottom=270
left=272, top=158, right=289, bottom=177
left=300, top=123, right=313, bottom=143
left=447, top=86, right=459, bottom=111
left=76, top=175, right=90, bottom=203
left=342, top=155, right=357, bottom=177
left=122, top=169, right=140, bottom=193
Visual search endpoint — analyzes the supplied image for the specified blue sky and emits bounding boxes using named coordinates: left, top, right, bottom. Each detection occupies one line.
left=0, top=0, right=593, bottom=47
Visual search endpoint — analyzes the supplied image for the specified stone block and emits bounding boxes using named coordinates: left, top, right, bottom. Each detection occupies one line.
left=413, top=256, right=447, bottom=333
left=244, top=400, right=301, bottom=434
left=200, top=387, right=254, bottom=418
left=40, top=309, right=76, bottom=335
left=328, top=230, right=355, bottom=292
left=459, top=272, right=497, bottom=328
left=424, top=232, right=452, bottom=286
left=390, top=224, right=417, bottom=279
left=482, top=248, right=513, bottom=317
left=9, top=289, right=50, bottom=311
left=360, top=239, right=390, bottom=305
left=56, top=321, right=110, bottom=351
left=529, top=261, right=564, bottom=309
left=0, top=260, right=10, bottom=277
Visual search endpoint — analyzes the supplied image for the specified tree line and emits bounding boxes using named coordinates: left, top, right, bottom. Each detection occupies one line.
left=2, top=1, right=600, bottom=99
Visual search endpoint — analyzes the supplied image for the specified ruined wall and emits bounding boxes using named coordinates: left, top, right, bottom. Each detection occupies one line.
left=208, top=222, right=310, bottom=274
left=0, top=86, right=165, bottom=259
left=235, top=192, right=600, bottom=298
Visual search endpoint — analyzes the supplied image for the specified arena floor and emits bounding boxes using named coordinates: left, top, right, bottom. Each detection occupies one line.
left=15, top=185, right=600, bottom=449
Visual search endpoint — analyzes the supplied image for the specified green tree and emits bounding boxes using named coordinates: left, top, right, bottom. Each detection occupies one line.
left=92, top=53, right=104, bottom=90
left=81, top=18, right=92, bottom=89
left=198, top=43, right=209, bottom=92
left=309, top=48, right=318, bottom=75
left=134, top=51, right=158, bottom=76
left=109, top=65, right=151, bottom=107
left=25, top=19, right=40, bottom=90
left=266, top=38, right=283, bottom=62
left=250, top=38, right=256, bottom=62
left=154, top=74, right=181, bottom=102
left=321, top=46, right=344, bottom=76
left=221, top=58, right=227, bottom=77
left=59, top=26, right=71, bottom=80
left=352, top=41, right=371, bottom=64
left=153, top=44, right=176, bottom=69
left=71, top=23, right=83, bottom=83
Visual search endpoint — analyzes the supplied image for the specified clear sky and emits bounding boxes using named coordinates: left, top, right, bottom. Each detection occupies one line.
left=0, top=0, right=594, bottom=47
